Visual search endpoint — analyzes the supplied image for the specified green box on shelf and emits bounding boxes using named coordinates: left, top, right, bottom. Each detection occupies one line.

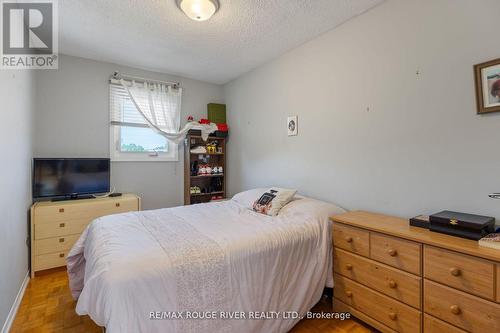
left=207, top=103, right=226, bottom=124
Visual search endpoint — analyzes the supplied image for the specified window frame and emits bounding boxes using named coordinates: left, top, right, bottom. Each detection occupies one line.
left=109, top=82, right=179, bottom=162
left=109, top=124, right=178, bottom=162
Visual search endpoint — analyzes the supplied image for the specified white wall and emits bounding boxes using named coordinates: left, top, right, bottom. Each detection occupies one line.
left=0, top=70, right=34, bottom=328
left=34, top=55, right=224, bottom=210
left=224, top=0, right=500, bottom=220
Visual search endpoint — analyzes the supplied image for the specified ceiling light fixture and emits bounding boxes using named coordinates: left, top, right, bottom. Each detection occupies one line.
left=177, top=0, right=219, bottom=21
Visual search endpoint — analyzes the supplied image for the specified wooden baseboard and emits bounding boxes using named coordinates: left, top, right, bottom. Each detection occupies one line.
left=1, top=271, right=30, bottom=333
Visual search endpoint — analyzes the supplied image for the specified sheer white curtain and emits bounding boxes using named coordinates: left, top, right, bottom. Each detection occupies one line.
left=121, top=79, right=217, bottom=143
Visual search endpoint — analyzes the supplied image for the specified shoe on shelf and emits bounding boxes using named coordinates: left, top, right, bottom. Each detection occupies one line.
left=190, top=146, right=207, bottom=154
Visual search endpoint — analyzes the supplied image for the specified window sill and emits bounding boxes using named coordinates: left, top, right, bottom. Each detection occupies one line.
left=111, top=156, right=178, bottom=162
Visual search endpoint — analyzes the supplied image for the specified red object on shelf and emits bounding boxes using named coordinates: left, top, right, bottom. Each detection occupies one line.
left=199, top=118, right=210, bottom=124
left=216, top=123, right=228, bottom=132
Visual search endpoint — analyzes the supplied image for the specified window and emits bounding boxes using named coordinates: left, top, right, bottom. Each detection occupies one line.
left=109, top=82, right=178, bottom=161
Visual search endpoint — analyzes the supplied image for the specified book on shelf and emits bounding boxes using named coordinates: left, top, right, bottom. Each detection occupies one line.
left=478, top=233, right=500, bottom=250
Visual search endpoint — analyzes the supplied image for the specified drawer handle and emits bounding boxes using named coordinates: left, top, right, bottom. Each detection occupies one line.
left=345, top=290, right=353, bottom=298
left=59, top=223, right=65, bottom=228
left=388, top=312, right=398, bottom=321
left=345, top=236, right=353, bottom=243
left=116, top=203, right=121, bottom=207
left=345, top=263, right=353, bottom=271
left=59, top=208, right=64, bottom=213
left=450, top=268, right=462, bottom=277
left=59, top=253, right=65, bottom=258
left=387, top=249, right=398, bottom=257
left=450, top=305, right=461, bottom=315
left=59, top=238, right=65, bottom=243
left=388, top=280, right=398, bottom=289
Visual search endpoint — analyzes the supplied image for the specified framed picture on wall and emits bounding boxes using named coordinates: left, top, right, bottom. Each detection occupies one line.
left=474, top=57, right=500, bottom=114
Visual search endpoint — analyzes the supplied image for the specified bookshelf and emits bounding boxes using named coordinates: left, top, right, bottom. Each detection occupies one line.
left=184, top=132, right=227, bottom=205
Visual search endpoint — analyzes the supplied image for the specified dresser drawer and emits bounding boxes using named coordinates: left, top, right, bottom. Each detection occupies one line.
left=424, top=280, right=500, bottom=332
left=334, top=299, right=398, bottom=333
left=34, top=251, right=69, bottom=271
left=497, top=264, right=500, bottom=303
left=424, top=245, right=495, bottom=300
left=424, top=314, right=467, bottom=333
left=370, top=232, right=421, bottom=275
left=334, top=248, right=421, bottom=309
left=34, top=197, right=139, bottom=223
left=34, top=234, right=80, bottom=255
left=34, top=218, right=91, bottom=240
left=333, top=223, right=369, bottom=257
left=334, top=274, right=421, bottom=333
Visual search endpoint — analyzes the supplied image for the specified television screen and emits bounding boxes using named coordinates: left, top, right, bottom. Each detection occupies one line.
left=33, top=158, right=110, bottom=199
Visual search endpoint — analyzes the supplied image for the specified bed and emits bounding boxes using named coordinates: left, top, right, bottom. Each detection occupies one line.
left=67, top=189, right=345, bottom=333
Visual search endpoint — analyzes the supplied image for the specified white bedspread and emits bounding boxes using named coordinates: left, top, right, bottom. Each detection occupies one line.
left=67, top=197, right=345, bottom=333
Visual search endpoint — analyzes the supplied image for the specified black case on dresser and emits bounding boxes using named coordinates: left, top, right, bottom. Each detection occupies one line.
left=429, top=210, right=495, bottom=240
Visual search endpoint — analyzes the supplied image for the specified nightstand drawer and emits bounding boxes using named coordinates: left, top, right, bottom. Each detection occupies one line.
left=34, top=234, right=80, bottom=255
left=334, top=274, right=420, bottom=333
left=34, top=251, right=69, bottom=271
left=424, top=314, right=467, bottom=333
left=333, top=223, right=369, bottom=257
left=334, top=248, right=421, bottom=309
left=370, top=232, right=421, bottom=275
left=424, top=245, right=495, bottom=300
left=424, top=280, right=500, bottom=332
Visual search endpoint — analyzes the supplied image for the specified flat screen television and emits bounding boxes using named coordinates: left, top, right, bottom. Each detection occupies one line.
left=33, top=158, right=110, bottom=200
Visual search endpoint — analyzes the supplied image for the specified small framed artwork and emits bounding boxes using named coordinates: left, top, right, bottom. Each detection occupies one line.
left=287, top=116, right=298, bottom=136
left=474, top=57, right=500, bottom=114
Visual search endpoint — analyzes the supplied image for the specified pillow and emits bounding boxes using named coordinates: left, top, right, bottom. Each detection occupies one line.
left=252, top=187, right=297, bottom=216
left=278, top=196, right=346, bottom=219
left=231, top=188, right=268, bottom=208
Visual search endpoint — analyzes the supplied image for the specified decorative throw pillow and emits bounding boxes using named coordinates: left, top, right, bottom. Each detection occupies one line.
left=252, top=188, right=297, bottom=216
left=232, top=188, right=268, bottom=208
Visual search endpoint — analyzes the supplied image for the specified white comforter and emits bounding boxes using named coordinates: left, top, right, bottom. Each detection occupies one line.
left=67, top=196, right=345, bottom=333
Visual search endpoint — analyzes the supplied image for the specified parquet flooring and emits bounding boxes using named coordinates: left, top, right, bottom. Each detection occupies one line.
left=10, top=268, right=100, bottom=333
left=288, top=302, right=375, bottom=333
left=11, top=268, right=374, bottom=332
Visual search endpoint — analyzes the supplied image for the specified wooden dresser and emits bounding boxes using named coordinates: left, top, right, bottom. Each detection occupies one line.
left=332, top=211, right=500, bottom=333
left=30, top=194, right=141, bottom=277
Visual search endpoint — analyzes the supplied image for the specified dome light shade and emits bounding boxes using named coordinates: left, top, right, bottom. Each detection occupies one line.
left=177, top=0, right=219, bottom=21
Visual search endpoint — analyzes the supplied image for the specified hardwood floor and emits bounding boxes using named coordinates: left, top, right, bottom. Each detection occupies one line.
left=10, top=268, right=100, bottom=333
left=288, top=301, right=375, bottom=333
left=10, top=268, right=374, bottom=333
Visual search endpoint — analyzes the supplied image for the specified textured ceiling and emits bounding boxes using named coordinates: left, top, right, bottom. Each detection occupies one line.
left=60, top=0, right=384, bottom=84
